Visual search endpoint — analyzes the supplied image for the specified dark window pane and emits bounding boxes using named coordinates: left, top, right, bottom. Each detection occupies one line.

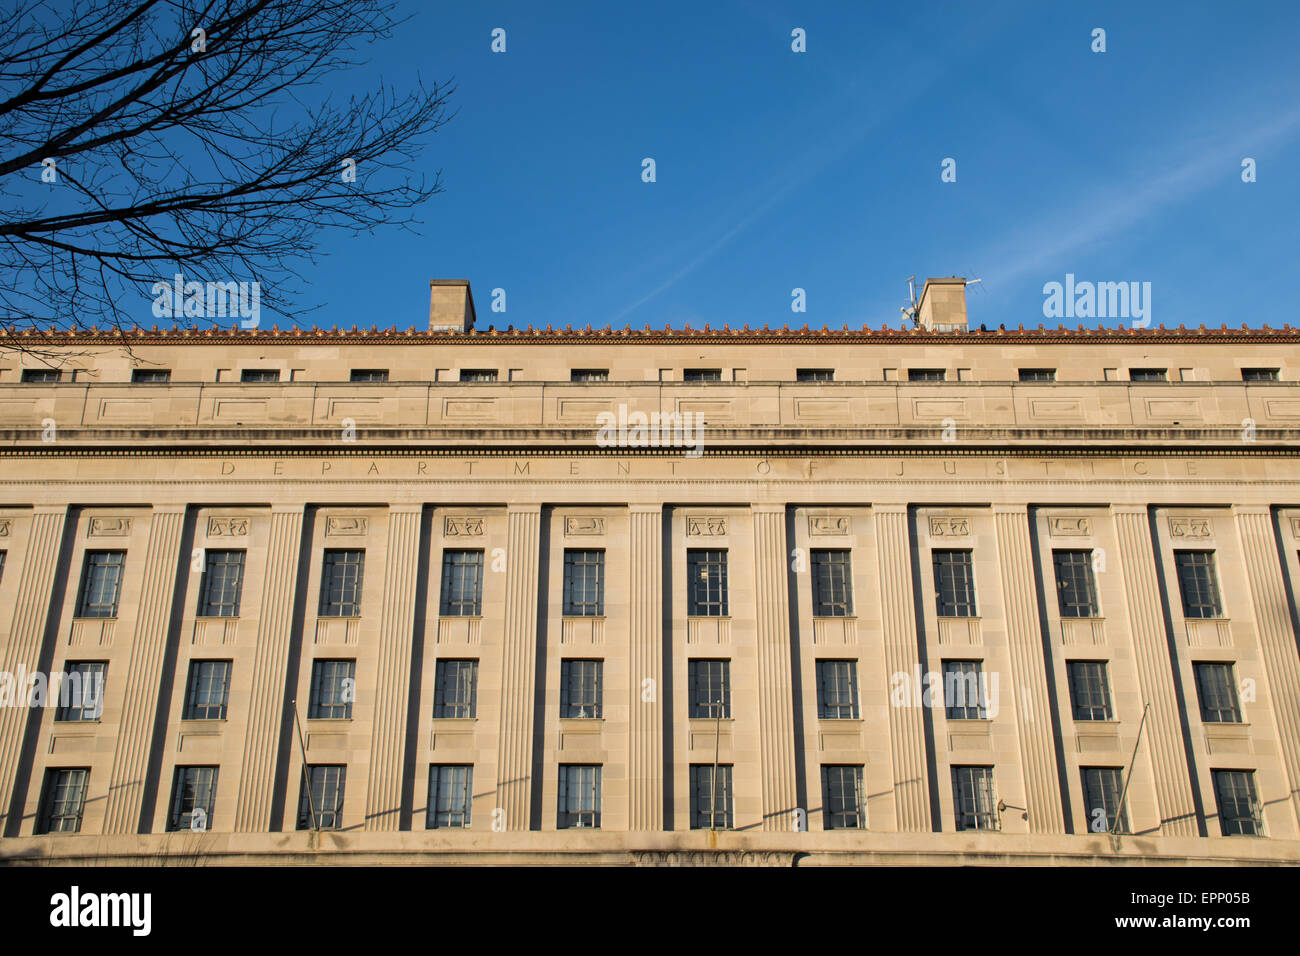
left=1129, top=368, right=1167, bottom=382
left=319, top=549, right=364, bottom=617
left=570, top=369, right=608, bottom=382
left=77, top=551, right=125, bottom=618
left=1213, top=770, right=1261, bottom=836
left=434, top=659, right=478, bottom=718
left=816, top=660, right=859, bottom=719
left=563, top=549, right=604, bottom=616
left=349, top=369, right=388, bottom=382
left=198, top=550, right=245, bottom=617
left=39, top=768, right=89, bottom=833
left=427, top=765, right=473, bottom=829
left=942, top=660, right=987, bottom=719
left=297, top=765, right=346, bottom=829
left=687, top=549, right=728, bottom=616
left=54, top=662, right=106, bottom=722
left=1241, top=368, right=1278, bottom=382
left=168, top=766, right=218, bottom=831
left=952, top=766, right=998, bottom=831
left=240, top=369, right=279, bottom=383
left=308, top=659, right=355, bottom=719
left=821, top=765, right=865, bottom=829
left=683, top=368, right=722, bottom=382
left=439, top=550, right=484, bottom=616
left=131, top=368, right=171, bottom=383
left=688, top=659, right=731, bottom=718
left=1081, top=767, right=1129, bottom=833
left=459, top=369, right=497, bottom=382
left=689, top=764, right=733, bottom=829
left=812, top=549, right=853, bottom=617
left=1175, top=550, right=1223, bottom=619
left=184, top=660, right=231, bottom=720
left=1018, top=368, right=1056, bottom=382
left=557, top=764, right=601, bottom=829
left=933, top=550, right=976, bottom=617
left=1053, top=549, right=1099, bottom=618
left=796, top=368, right=834, bottom=382
left=22, top=368, right=59, bottom=383
left=1068, top=661, right=1114, bottom=721
left=908, top=368, right=945, bottom=382
left=1195, top=662, right=1242, bottom=723
left=560, top=659, right=603, bottom=718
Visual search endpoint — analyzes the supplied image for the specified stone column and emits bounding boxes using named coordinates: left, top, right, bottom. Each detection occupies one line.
left=874, top=505, right=931, bottom=831
left=103, top=506, right=186, bottom=833
left=993, top=505, right=1065, bottom=833
left=234, top=505, right=304, bottom=831
left=495, top=505, right=541, bottom=831
left=0, top=506, right=68, bottom=834
left=1233, top=507, right=1300, bottom=823
left=364, top=505, right=423, bottom=830
left=1111, top=505, right=1199, bottom=836
left=751, top=505, right=798, bottom=830
left=627, top=504, right=663, bottom=830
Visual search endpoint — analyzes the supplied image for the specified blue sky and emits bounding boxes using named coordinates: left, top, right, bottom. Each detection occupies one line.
left=301, top=0, right=1300, bottom=332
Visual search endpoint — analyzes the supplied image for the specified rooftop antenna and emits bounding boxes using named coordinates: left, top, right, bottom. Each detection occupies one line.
left=901, top=275, right=920, bottom=328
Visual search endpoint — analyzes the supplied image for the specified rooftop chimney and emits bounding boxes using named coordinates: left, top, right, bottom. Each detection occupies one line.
left=917, top=277, right=968, bottom=332
left=429, top=280, right=476, bottom=332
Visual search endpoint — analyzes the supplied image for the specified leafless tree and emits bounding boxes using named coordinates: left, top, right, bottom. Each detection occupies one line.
left=0, top=0, right=453, bottom=358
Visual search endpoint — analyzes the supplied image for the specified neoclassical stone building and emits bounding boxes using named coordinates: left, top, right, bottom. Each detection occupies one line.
left=1, top=277, right=1299, bottom=865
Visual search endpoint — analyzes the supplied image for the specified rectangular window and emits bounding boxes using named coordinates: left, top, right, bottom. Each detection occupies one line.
left=319, top=549, right=364, bottom=617
left=683, top=368, right=722, bottom=382
left=1018, top=368, right=1056, bottom=382
left=952, top=766, right=998, bottom=831
left=349, top=369, right=389, bottom=382
left=77, top=551, right=125, bottom=618
left=439, top=549, right=484, bottom=616
left=1129, top=368, right=1167, bottom=382
left=198, top=549, right=245, bottom=617
left=1194, top=662, right=1243, bottom=723
left=1068, top=661, right=1114, bottom=721
left=816, top=660, right=860, bottom=719
left=1174, top=550, right=1223, bottom=619
left=1081, top=767, right=1129, bottom=834
left=689, top=764, right=733, bottom=829
left=131, top=368, right=171, bottom=383
left=563, top=549, right=604, bottom=616
left=557, top=764, right=601, bottom=829
left=22, top=368, right=59, bottom=383
left=459, top=369, right=497, bottom=382
left=942, top=660, right=988, bottom=719
left=240, top=369, right=279, bottom=383
left=908, top=368, right=945, bottom=382
left=297, top=765, right=346, bottom=830
left=933, top=549, right=976, bottom=617
left=687, top=549, right=728, bottom=616
left=39, top=768, right=89, bottom=833
left=1241, top=368, right=1279, bottom=382
left=1053, top=549, right=1099, bottom=618
left=821, top=765, right=865, bottom=830
left=54, top=661, right=106, bottom=722
left=688, top=659, right=731, bottom=718
left=811, top=549, right=853, bottom=617
left=796, top=368, right=834, bottom=382
left=308, top=659, right=355, bottom=719
left=570, top=369, right=609, bottom=382
left=427, top=765, right=473, bottom=829
left=560, top=659, right=603, bottom=718
left=168, top=766, right=218, bottom=831
left=433, top=659, right=478, bottom=718
left=1213, top=770, right=1262, bottom=836
left=184, top=660, right=231, bottom=720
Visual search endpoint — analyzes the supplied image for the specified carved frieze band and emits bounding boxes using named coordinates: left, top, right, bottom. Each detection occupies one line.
left=443, top=515, right=484, bottom=536
left=928, top=516, right=969, bottom=537
left=686, top=516, right=727, bottom=536
left=88, top=517, right=131, bottom=537
left=325, top=516, right=367, bottom=536
left=808, top=515, right=851, bottom=536
left=564, top=516, right=605, bottom=536
left=207, top=516, right=250, bottom=537
left=1169, top=516, right=1212, bottom=539
left=1048, top=516, right=1091, bottom=536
